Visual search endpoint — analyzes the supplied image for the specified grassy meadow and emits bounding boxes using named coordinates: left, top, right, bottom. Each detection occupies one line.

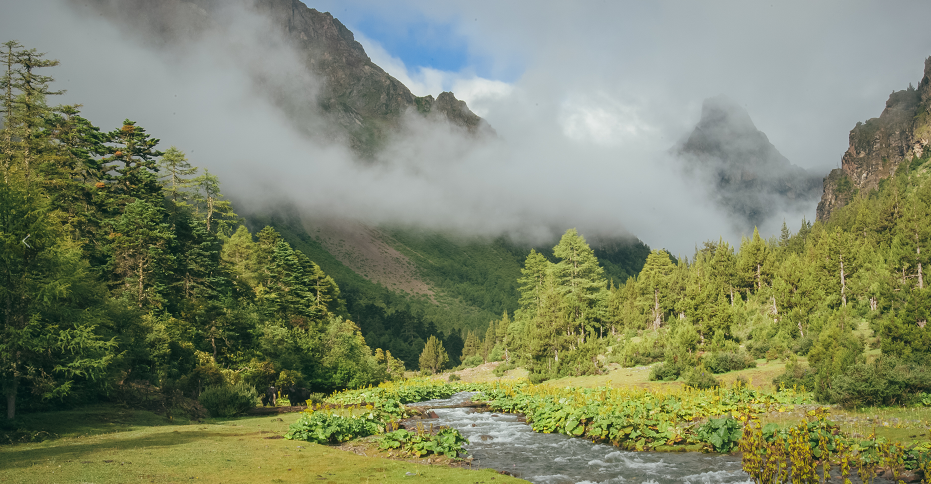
left=0, top=407, right=519, bottom=484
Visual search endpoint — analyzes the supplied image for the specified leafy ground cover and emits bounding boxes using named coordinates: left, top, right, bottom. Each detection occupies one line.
left=741, top=409, right=931, bottom=482
left=0, top=405, right=519, bottom=484
left=321, top=377, right=931, bottom=482
left=477, top=380, right=809, bottom=451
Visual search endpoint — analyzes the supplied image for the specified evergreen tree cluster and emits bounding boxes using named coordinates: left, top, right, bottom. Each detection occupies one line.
left=0, top=42, right=404, bottom=419
left=500, top=150, right=931, bottom=403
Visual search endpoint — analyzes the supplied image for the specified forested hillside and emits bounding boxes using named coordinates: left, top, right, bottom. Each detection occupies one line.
left=0, top=42, right=412, bottom=419
left=244, top=209, right=651, bottom=363
left=0, top=40, right=652, bottom=420
left=474, top=58, right=931, bottom=404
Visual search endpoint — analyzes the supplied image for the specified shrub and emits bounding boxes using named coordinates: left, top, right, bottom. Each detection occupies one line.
left=648, top=362, right=680, bottom=382
left=703, top=351, right=757, bottom=374
left=828, top=356, right=931, bottom=408
left=772, top=356, right=816, bottom=391
left=448, top=373, right=461, bottom=381
left=198, top=382, right=258, bottom=418
left=611, top=333, right=665, bottom=367
left=493, top=361, right=517, bottom=377
left=683, top=365, right=719, bottom=389
left=747, top=339, right=769, bottom=359
left=792, top=336, right=814, bottom=356
left=460, top=355, right=484, bottom=368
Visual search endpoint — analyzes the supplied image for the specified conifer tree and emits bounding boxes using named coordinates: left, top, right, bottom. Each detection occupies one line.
left=551, top=229, right=608, bottom=339
left=103, top=120, right=162, bottom=203
left=0, top=43, right=62, bottom=184
left=418, top=335, right=448, bottom=374
left=157, top=147, right=197, bottom=205
left=108, top=199, right=175, bottom=307
left=191, top=169, right=236, bottom=234
left=461, top=330, right=479, bottom=359
left=1, top=181, right=113, bottom=419
left=482, top=321, right=496, bottom=362
left=738, top=227, right=770, bottom=293
left=639, top=249, right=675, bottom=330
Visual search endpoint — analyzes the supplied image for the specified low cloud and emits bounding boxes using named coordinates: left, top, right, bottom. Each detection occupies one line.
left=2, top=0, right=927, bottom=256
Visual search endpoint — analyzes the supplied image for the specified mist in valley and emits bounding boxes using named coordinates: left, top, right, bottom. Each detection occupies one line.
left=2, top=0, right=930, bottom=255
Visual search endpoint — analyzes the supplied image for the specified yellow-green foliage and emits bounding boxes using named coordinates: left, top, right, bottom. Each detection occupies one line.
left=740, top=408, right=931, bottom=483
left=326, top=378, right=815, bottom=453
left=479, top=380, right=810, bottom=451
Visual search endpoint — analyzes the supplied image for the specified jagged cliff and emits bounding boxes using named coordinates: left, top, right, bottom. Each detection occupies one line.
left=249, top=0, right=492, bottom=155
left=817, top=57, right=931, bottom=221
left=74, top=0, right=492, bottom=156
left=676, top=95, right=822, bottom=230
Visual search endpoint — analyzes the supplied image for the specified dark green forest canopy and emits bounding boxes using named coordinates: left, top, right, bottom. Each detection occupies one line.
left=0, top=42, right=407, bottom=419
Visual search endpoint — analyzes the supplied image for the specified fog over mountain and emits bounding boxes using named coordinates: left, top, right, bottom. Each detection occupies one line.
left=676, top=95, right=823, bottom=232
left=2, top=0, right=930, bottom=254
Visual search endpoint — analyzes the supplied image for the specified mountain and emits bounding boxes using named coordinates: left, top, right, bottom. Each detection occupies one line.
left=675, top=95, right=823, bottom=230
left=75, top=0, right=651, bottom=334
left=817, top=57, right=931, bottom=221
left=242, top=204, right=651, bottom=335
left=75, top=0, right=493, bottom=157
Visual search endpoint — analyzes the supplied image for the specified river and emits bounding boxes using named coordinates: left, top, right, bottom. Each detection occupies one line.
left=409, top=392, right=752, bottom=484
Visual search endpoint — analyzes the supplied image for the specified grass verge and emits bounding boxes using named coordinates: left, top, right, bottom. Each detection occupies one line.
left=0, top=406, right=522, bottom=484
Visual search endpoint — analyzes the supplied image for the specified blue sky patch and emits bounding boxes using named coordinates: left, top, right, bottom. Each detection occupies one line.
left=352, top=14, right=470, bottom=74
left=314, top=2, right=519, bottom=82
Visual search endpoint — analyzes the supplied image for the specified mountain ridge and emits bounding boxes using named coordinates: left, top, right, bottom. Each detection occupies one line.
left=73, top=0, right=493, bottom=156
left=817, top=56, right=931, bottom=221
left=676, top=95, right=822, bottom=231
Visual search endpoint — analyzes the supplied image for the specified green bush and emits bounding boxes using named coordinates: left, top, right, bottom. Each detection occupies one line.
left=827, top=356, right=931, bottom=408
left=612, top=333, right=665, bottom=367
left=448, top=373, right=461, bottom=381
left=683, top=365, right=719, bottom=389
left=493, top=361, right=517, bottom=377
left=702, top=351, right=757, bottom=374
left=772, top=356, right=816, bottom=391
left=648, top=362, right=680, bottom=382
left=197, top=382, right=258, bottom=418
left=460, top=355, right=484, bottom=368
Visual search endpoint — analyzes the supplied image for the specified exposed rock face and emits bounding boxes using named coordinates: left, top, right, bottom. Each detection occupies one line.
left=676, top=95, right=822, bottom=230
left=73, top=0, right=492, bottom=157
left=249, top=0, right=491, bottom=154
left=817, top=57, right=931, bottom=221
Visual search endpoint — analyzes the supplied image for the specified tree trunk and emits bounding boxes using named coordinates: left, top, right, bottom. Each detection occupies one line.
left=652, top=288, right=661, bottom=330
left=840, top=254, right=846, bottom=307
left=4, top=378, right=17, bottom=420
left=756, top=264, right=761, bottom=291
left=917, top=236, right=923, bottom=290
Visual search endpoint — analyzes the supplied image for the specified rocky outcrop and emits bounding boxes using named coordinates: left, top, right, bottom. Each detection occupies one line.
left=817, top=56, right=931, bottom=221
left=676, top=95, right=822, bottom=230
left=250, top=0, right=491, bottom=152
left=73, top=0, right=492, bottom=157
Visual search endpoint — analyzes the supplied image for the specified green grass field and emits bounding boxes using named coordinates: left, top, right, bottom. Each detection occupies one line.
left=0, top=407, right=521, bottom=484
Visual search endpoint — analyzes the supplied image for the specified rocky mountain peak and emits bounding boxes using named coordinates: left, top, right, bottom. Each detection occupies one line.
left=676, top=95, right=822, bottom=231
left=75, top=0, right=493, bottom=157
left=817, top=56, right=931, bottom=221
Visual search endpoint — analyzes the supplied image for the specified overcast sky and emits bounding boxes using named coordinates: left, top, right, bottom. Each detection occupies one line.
left=1, top=0, right=929, bottom=255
